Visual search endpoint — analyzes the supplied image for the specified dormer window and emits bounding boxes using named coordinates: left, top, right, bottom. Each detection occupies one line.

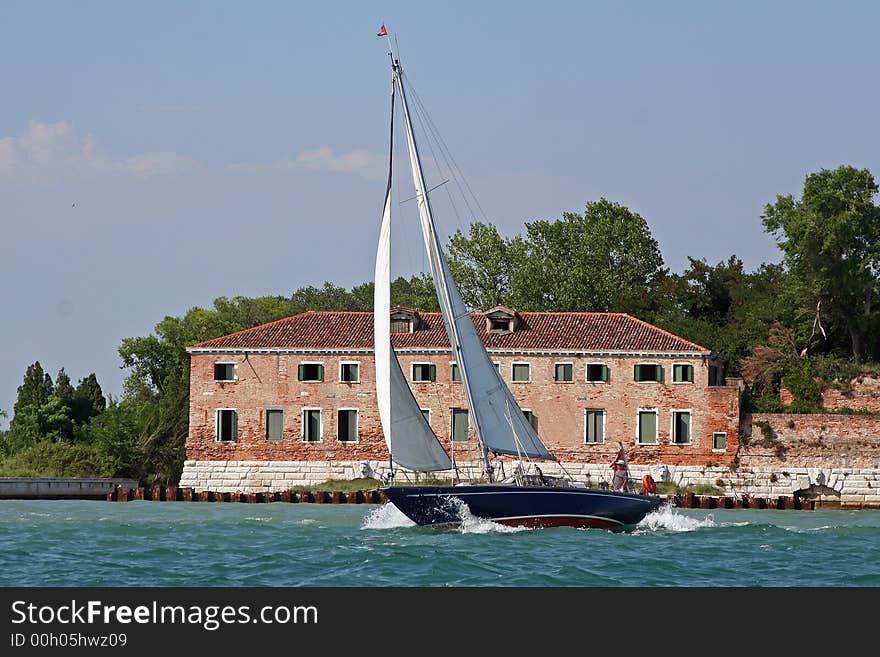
left=390, top=307, right=420, bottom=334
left=485, top=306, right=518, bottom=334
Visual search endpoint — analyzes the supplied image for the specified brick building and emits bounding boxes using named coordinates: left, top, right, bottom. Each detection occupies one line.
left=180, top=308, right=741, bottom=491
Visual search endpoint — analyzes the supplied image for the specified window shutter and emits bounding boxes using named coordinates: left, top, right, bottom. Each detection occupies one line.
left=231, top=411, right=237, bottom=440
left=657, top=365, right=664, bottom=382
left=633, top=364, right=639, bottom=381
left=687, top=365, right=694, bottom=383
left=317, top=364, right=324, bottom=381
left=298, top=364, right=305, bottom=381
left=428, top=364, right=436, bottom=381
left=602, top=365, right=610, bottom=383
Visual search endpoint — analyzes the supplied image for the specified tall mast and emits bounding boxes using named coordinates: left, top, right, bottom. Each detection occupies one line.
left=391, top=57, right=494, bottom=479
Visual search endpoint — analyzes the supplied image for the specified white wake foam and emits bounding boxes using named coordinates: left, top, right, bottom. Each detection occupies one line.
left=636, top=503, right=717, bottom=533
left=447, top=497, right=531, bottom=534
left=361, top=503, right=416, bottom=529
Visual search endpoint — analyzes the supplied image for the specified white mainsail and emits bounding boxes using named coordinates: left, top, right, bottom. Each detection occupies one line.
left=393, top=63, right=554, bottom=462
left=374, top=77, right=452, bottom=473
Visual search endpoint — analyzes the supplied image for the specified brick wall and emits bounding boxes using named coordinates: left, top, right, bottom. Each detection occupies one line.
left=744, top=412, right=880, bottom=469
left=187, top=351, right=741, bottom=467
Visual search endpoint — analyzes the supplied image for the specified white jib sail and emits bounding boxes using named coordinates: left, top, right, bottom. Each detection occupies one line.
left=373, top=77, right=452, bottom=473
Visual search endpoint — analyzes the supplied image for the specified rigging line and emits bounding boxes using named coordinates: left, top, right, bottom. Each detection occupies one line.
left=403, top=75, right=473, bottom=236
left=404, top=82, right=457, bottom=301
left=398, top=179, right=451, bottom=205
left=405, top=91, right=473, bottom=312
left=392, top=90, right=419, bottom=308
left=404, top=73, right=491, bottom=226
left=402, top=73, right=469, bottom=229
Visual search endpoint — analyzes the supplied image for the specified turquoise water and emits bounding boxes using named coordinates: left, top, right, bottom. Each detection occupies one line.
left=1, top=500, right=879, bottom=586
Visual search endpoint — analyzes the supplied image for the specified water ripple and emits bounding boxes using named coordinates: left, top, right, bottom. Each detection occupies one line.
left=2, top=501, right=879, bottom=586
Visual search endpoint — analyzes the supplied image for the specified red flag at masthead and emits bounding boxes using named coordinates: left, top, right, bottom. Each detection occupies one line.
left=377, top=23, right=388, bottom=37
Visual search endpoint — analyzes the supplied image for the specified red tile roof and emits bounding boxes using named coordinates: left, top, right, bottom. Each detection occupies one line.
left=190, top=311, right=708, bottom=353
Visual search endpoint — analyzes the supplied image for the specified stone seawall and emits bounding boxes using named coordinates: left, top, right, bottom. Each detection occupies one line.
left=179, top=459, right=880, bottom=508
left=0, top=477, right=140, bottom=499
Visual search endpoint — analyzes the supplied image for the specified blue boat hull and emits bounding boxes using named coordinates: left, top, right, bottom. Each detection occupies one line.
left=383, top=485, right=662, bottom=530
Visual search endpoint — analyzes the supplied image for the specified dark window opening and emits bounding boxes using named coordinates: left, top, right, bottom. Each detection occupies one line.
left=634, top=364, right=662, bottom=383
left=337, top=409, right=358, bottom=442
left=412, top=363, right=436, bottom=382
left=340, top=363, right=359, bottom=382
left=672, top=411, right=691, bottom=444
left=451, top=363, right=461, bottom=382
left=214, top=363, right=235, bottom=381
left=298, top=363, right=324, bottom=382
left=586, top=364, right=609, bottom=382
left=303, top=409, right=321, bottom=442
left=217, top=409, right=237, bottom=442
left=713, top=432, right=727, bottom=450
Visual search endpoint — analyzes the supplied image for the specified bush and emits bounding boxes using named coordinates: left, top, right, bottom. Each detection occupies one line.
left=0, top=440, right=116, bottom=477
left=782, top=362, right=822, bottom=406
left=685, top=483, right=724, bottom=496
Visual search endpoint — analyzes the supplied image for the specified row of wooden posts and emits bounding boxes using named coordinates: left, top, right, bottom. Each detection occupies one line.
left=107, top=485, right=388, bottom=504
left=106, top=485, right=817, bottom=509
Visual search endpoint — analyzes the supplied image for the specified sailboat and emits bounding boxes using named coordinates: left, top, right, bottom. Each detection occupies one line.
left=373, top=39, right=661, bottom=530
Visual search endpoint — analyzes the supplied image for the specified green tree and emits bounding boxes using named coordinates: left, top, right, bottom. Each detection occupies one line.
left=12, top=362, right=54, bottom=416
left=447, top=222, right=514, bottom=310
left=350, top=275, right=441, bottom=313
left=290, top=282, right=364, bottom=312
left=390, top=274, right=440, bottom=311
left=71, top=374, right=106, bottom=426
left=54, top=368, right=75, bottom=406
left=762, top=165, right=880, bottom=360
left=7, top=362, right=55, bottom=449
left=510, top=199, right=666, bottom=312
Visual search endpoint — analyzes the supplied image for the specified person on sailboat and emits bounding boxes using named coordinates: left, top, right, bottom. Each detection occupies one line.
left=610, top=443, right=631, bottom=492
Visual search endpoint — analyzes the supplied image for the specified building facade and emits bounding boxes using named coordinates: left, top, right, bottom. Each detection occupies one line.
left=180, top=308, right=741, bottom=491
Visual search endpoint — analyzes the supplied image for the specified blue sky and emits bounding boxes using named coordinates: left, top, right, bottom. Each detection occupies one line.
left=2, top=1, right=879, bottom=424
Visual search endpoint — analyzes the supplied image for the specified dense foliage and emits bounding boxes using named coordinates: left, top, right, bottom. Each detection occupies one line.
left=2, top=165, right=878, bottom=481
